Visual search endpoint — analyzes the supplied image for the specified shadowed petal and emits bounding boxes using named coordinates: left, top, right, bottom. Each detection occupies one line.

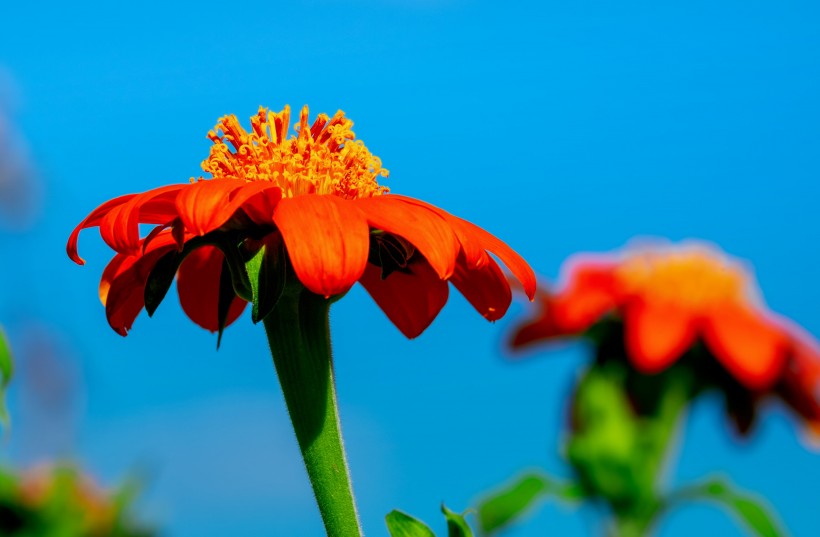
left=355, top=196, right=459, bottom=280
left=273, top=195, right=369, bottom=297
left=624, top=299, right=698, bottom=373
left=241, top=184, right=285, bottom=225
left=103, top=232, right=180, bottom=335
left=359, top=261, right=448, bottom=339
left=177, top=246, right=247, bottom=332
left=780, top=337, right=820, bottom=424
left=703, top=304, right=788, bottom=389
left=450, top=256, right=511, bottom=322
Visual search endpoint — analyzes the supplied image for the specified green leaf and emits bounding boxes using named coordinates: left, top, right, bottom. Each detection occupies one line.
left=672, top=478, right=785, bottom=537
left=244, top=235, right=287, bottom=324
left=385, top=510, right=436, bottom=537
left=0, top=327, right=12, bottom=430
left=442, top=504, right=473, bottom=537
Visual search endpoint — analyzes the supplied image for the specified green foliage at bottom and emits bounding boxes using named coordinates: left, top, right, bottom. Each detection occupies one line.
left=386, top=504, right=475, bottom=537
left=0, top=465, right=153, bottom=537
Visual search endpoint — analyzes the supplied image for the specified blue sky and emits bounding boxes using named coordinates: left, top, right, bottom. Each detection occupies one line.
left=1, top=0, right=819, bottom=535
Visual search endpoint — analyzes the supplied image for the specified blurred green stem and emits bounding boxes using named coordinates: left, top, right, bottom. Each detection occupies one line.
left=612, top=372, right=692, bottom=537
left=263, top=290, right=361, bottom=537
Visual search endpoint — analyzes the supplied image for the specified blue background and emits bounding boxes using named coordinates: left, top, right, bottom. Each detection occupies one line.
left=1, top=0, right=819, bottom=535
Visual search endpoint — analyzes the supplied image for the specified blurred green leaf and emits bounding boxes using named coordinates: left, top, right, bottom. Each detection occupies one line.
left=477, top=473, right=584, bottom=535
left=0, top=327, right=13, bottom=431
left=671, top=477, right=785, bottom=537
left=477, top=474, right=547, bottom=533
left=386, top=510, right=436, bottom=537
left=442, top=504, right=473, bottom=537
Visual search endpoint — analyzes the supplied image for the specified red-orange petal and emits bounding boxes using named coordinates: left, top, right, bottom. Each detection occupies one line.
left=273, top=195, right=369, bottom=297
left=175, top=179, right=283, bottom=236
left=386, top=195, right=489, bottom=269
left=550, top=261, right=619, bottom=333
left=702, top=303, right=788, bottom=389
left=458, top=218, right=537, bottom=300
left=177, top=246, right=247, bottom=332
left=450, top=256, right=511, bottom=322
left=509, top=292, right=562, bottom=347
left=624, top=299, right=698, bottom=373
left=354, top=196, right=459, bottom=280
left=359, top=261, right=449, bottom=339
left=68, top=194, right=137, bottom=264
left=99, top=184, right=186, bottom=256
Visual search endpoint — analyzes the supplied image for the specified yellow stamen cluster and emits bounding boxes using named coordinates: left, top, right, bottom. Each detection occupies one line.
left=200, top=105, right=389, bottom=199
left=616, top=247, right=748, bottom=311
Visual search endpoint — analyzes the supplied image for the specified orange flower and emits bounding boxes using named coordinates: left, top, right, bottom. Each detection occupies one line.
left=68, top=106, right=535, bottom=338
left=510, top=241, right=820, bottom=430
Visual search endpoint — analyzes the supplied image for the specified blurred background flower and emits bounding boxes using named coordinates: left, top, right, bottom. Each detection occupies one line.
left=0, top=464, right=153, bottom=537
left=510, top=240, right=820, bottom=437
left=492, top=240, right=820, bottom=535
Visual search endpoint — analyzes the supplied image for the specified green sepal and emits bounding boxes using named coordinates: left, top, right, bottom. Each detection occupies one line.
left=669, top=478, right=785, bottom=537
left=0, top=327, right=12, bottom=432
left=441, top=505, right=473, bottom=537
left=244, top=234, right=287, bottom=324
left=385, top=510, right=436, bottom=537
left=477, top=473, right=584, bottom=535
left=144, top=249, right=185, bottom=317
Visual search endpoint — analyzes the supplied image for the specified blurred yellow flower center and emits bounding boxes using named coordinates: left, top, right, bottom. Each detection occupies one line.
left=616, top=248, right=747, bottom=310
left=200, top=105, right=389, bottom=199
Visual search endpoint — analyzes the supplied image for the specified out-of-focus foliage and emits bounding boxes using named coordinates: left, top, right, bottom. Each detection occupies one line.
left=475, top=358, right=787, bottom=537
left=0, top=465, right=154, bottom=537
left=476, top=472, right=583, bottom=535
left=666, top=478, right=785, bottom=537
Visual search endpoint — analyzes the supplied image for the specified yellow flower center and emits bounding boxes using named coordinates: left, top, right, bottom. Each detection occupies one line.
left=199, top=105, right=389, bottom=199
left=615, top=247, right=748, bottom=311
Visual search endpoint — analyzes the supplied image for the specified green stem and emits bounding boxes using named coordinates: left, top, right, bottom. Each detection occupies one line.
left=263, top=290, right=362, bottom=537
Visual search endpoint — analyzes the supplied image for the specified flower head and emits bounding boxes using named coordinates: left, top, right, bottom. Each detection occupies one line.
left=68, top=106, right=535, bottom=338
left=509, top=240, right=820, bottom=434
